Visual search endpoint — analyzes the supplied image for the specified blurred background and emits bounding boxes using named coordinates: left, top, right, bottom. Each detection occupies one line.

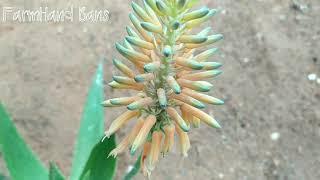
left=0, top=0, right=320, bottom=179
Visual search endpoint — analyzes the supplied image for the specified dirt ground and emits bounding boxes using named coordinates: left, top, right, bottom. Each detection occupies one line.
left=1, top=0, right=320, bottom=179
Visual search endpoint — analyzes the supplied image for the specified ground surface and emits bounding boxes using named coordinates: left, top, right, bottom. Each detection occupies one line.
left=1, top=0, right=320, bottom=179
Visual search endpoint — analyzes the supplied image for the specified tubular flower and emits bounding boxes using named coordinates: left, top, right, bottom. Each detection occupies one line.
left=103, top=0, right=224, bottom=175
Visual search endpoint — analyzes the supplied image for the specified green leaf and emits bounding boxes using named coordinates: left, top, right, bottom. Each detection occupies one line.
left=70, top=62, right=106, bottom=180
left=80, top=136, right=117, bottom=180
left=0, top=103, right=48, bottom=180
left=123, top=154, right=141, bottom=180
left=49, top=162, right=65, bottom=180
left=0, top=173, right=6, bottom=180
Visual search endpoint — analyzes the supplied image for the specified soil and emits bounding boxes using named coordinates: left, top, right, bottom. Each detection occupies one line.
left=1, top=0, right=320, bottom=179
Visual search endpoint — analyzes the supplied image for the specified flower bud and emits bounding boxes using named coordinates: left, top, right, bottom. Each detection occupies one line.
left=171, top=93, right=205, bottom=109
left=115, top=42, right=151, bottom=63
left=162, top=124, right=175, bottom=153
left=105, top=110, right=140, bottom=137
left=144, top=62, right=160, bottom=72
left=129, top=13, right=153, bottom=42
left=177, top=79, right=213, bottom=92
left=201, top=62, right=222, bottom=70
left=131, top=115, right=157, bottom=154
left=125, top=36, right=154, bottom=50
left=179, top=34, right=207, bottom=44
left=157, top=88, right=167, bottom=108
left=147, top=130, right=163, bottom=171
left=127, top=97, right=154, bottom=110
left=175, top=123, right=190, bottom=157
left=109, top=96, right=140, bottom=106
left=108, top=118, right=144, bottom=157
left=176, top=57, right=203, bottom=70
left=195, top=48, right=219, bottom=62
left=182, top=88, right=224, bottom=105
left=167, top=76, right=181, bottom=94
left=166, top=107, right=190, bottom=132
left=182, top=7, right=210, bottom=22
left=112, top=58, right=135, bottom=78
left=182, top=103, right=221, bottom=128
left=131, top=1, right=154, bottom=23
left=134, top=73, right=155, bottom=83
left=141, top=22, right=163, bottom=34
left=179, top=70, right=222, bottom=81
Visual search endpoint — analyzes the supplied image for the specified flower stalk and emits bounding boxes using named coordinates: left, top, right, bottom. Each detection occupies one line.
left=103, top=0, right=224, bottom=175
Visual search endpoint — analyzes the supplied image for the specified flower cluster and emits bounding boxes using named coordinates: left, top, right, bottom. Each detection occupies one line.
left=102, top=0, right=224, bottom=176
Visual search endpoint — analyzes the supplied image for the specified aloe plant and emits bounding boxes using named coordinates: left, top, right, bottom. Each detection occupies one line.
left=0, top=62, right=117, bottom=180
left=102, top=0, right=224, bottom=176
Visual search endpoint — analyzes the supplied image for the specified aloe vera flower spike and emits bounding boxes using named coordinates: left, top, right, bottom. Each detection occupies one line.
left=103, top=0, right=224, bottom=175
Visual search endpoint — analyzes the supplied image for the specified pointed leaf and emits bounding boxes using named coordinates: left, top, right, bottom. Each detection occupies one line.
left=0, top=103, right=48, bottom=180
left=80, top=136, right=117, bottom=180
left=0, top=173, right=6, bottom=180
left=70, top=61, right=105, bottom=180
left=49, top=162, right=65, bottom=180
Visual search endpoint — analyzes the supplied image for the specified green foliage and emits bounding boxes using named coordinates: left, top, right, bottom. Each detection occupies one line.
left=0, top=173, right=6, bottom=180
left=0, top=103, right=48, bottom=180
left=70, top=62, right=107, bottom=180
left=80, top=136, right=117, bottom=180
left=49, top=162, right=65, bottom=180
left=0, top=61, right=117, bottom=180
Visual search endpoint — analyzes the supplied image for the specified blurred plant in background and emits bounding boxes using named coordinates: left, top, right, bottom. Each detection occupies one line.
left=0, top=63, right=117, bottom=180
